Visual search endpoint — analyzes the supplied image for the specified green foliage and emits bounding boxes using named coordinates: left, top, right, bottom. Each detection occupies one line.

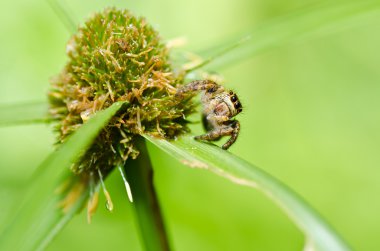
left=144, top=135, right=351, bottom=251
left=0, top=102, right=124, bottom=251
left=0, top=102, right=50, bottom=126
left=192, top=1, right=380, bottom=71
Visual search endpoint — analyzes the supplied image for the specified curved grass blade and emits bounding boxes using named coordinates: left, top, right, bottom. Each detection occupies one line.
left=0, top=101, right=50, bottom=126
left=144, top=135, right=351, bottom=251
left=0, top=101, right=126, bottom=251
left=189, top=1, right=380, bottom=71
left=46, top=0, right=77, bottom=34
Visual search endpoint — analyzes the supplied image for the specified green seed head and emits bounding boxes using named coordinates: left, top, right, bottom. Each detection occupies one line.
left=49, top=8, right=195, bottom=181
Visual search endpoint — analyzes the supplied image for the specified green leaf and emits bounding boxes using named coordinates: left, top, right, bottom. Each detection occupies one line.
left=143, top=135, right=352, bottom=251
left=0, top=101, right=50, bottom=126
left=0, top=101, right=126, bottom=251
left=190, top=1, right=380, bottom=71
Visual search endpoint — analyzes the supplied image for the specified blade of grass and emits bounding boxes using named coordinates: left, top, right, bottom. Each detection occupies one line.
left=189, top=1, right=380, bottom=71
left=0, top=101, right=50, bottom=126
left=124, top=137, right=171, bottom=251
left=143, top=135, right=351, bottom=251
left=35, top=179, right=90, bottom=251
left=0, top=101, right=126, bottom=251
left=46, top=0, right=77, bottom=34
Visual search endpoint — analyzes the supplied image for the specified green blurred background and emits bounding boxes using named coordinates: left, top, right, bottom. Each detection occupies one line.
left=1, top=0, right=380, bottom=250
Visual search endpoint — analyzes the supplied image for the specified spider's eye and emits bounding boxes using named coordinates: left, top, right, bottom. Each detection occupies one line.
left=229, top=91, right=234, bottom=95
left=231, top=95, right=237, bottom=102
left=234, top=101, right=241, bottom=109
left=237, top=108, right=243, bottom=113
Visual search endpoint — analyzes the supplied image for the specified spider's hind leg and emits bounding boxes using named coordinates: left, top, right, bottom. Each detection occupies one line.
left=176, top=80, right=220, bottom=97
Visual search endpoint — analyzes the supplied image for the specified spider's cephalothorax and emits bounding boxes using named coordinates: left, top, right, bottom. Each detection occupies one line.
left=176, top=80, right=242, bottom=150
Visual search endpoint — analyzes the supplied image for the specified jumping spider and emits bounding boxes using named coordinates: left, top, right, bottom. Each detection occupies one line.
left=177, top=80, right=242, bottom=150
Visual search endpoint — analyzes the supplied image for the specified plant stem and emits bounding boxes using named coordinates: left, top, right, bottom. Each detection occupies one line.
left=124, top=137, right=171, bottom=251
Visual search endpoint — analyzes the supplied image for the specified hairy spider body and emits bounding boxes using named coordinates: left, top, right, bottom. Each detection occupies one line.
left=177, top=80, right=242, bottom=149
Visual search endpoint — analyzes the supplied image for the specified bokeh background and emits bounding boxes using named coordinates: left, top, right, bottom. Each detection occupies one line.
left=1, top=0, right=380, bottom=250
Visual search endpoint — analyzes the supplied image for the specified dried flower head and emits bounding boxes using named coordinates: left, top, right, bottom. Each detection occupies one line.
left=48, top=8, right=195, bottom=215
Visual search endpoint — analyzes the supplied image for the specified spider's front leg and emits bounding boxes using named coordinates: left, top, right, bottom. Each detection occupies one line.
left=195, top=120, right=240, bottom=150
left=221, top=120, right=240, bottom=150
left=194, top=126, right=234, bottom=142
